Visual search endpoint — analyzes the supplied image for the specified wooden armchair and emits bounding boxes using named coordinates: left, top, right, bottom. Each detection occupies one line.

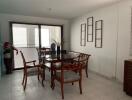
left=51, top=58, right=83, bottom=99
left=79, top=53, right=91, bottom=77
left=36, top=47, right=51, bottom=68
left=36, top=47, right=50, bottom=63
left=20, top=51, right=44, bottom=90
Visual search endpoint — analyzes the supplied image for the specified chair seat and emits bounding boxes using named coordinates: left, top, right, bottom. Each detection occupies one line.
left=27, top=68, right=38, bottom=76
left=53, top=62, right=62, bottom=69
left=44, top=62, right=51, bottom=69
left=44, top=62, right=62, bottom=69
left=56, top=71, right=80, bottom=82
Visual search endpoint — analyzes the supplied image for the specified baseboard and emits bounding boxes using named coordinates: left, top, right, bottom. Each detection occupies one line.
left=88, top=69, right=123, bottom=84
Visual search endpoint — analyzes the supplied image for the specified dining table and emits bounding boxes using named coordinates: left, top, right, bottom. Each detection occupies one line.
left=44, top=51, right=80, bottom=88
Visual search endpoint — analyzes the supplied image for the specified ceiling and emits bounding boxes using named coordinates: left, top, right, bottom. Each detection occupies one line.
left=0, top=0, right=123, bottom=19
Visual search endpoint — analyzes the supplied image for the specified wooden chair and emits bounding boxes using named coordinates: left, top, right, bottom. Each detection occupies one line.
left=36, top=48, right=52, bottom=85
left=20, top=51, right=45, bottom=90
left=51, top=57, right=83, bottom=99
left=36, top=47, right=50, bottom=63
left=36, top=47, right=51, bottom=70
left=79, top=53, right=91, bottom=78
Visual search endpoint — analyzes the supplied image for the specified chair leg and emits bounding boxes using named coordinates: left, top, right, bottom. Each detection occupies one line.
left=38, top=72, right=40, bottom=81
left=22, top=74, right=25, bottom=85
left=61, top=82, right=64, bottom=99
left=85, top=66, right=88, bottom=78
left=51, top=77, right=55, bottom=90
left=42, top=68, right=45, bottom=87
left=24, top=76, right=27, bottom=90
left=79, top=80, right=82, bottom=94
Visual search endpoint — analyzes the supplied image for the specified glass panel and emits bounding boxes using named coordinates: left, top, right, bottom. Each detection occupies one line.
left=96, top=30, right=102, bottom=39
left=88, top=35, right=93, bottom=42
left=41, top=28, right=50, bottom=47
left=96, top=40, right=102, bottom=48
left=35, top=28, right=39, bottom=47
left=88, top=26, right=93, bottom=35
left=13, top=27, right=27, bottom=47
left=41, top=26, right=61, bottom=48
left=13, top=24, right=39, bottom=47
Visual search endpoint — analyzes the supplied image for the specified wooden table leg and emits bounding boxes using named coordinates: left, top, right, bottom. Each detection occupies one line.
left=51, top=63, right=53, bottom=88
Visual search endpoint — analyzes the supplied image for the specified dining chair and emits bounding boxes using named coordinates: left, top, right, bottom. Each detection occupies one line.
left=51, top=57, right=83, bottom=99
left=79, top=53, right=91, bottom=78
left=36, top=47, right=51, bottom=69
left=36, top=47, right=52, bottom=85
left=36, top=47, right=50, bottom=63
left=20, top=51, right=45, bottom=90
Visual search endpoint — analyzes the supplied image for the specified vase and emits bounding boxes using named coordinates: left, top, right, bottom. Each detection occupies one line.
left=57, top=46, right=60, bottom=54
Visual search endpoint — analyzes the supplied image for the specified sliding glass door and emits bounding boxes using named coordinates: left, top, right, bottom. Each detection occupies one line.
left=11, top=22, right=62, bottom=69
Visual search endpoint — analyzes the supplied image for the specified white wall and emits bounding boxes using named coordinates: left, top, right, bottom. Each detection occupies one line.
left=70, top=0, right=132, bottom=82
left=0, top=13, right=70, bottom=50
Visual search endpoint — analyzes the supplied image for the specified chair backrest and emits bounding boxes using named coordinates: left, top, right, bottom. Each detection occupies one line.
left=62, top=61, right=82, bottom=71
left=79, top=53, right=90, bottom=68
left=53, top=56, right=82, bottom=72
left=36, top=47, right=51, bottom=61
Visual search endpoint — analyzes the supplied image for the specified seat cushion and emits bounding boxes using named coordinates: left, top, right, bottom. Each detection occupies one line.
left=56, top=71, right=80, bottom=82
left=53, top=62, right=62, bottom=69
left=27, top=68, right=38, bottom=76
left=44, top=62, right=51, bottom=69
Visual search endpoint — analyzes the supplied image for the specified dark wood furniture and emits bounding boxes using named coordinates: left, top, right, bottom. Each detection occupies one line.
left=45, top=52, right=80, bottom=87
left=20, top=51, right=44, bottom=90
left=124, top=60, right=132, bottom=96
left=36, top=47, right=51, bottom=70
left=36, top=47, right=50, bottom=63
left=52, top=57, right=83, bottom=99
left=79, top=53, right=91, bottom=77
left=69, top=51, right=91, bottom=78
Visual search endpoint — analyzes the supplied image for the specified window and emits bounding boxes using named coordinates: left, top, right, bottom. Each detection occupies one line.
left=35, top=28, right=39, bottom=47
left=13, top=27, right=27, bottom=47
left=41, top=28, right=50, bottom=47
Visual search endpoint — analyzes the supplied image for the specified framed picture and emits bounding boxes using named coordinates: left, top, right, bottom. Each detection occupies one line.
left=80, top=23, right=86, bottom=46
left=87, top=17, right=94, bottom=42
left=95, top=20, right=103, bottom=48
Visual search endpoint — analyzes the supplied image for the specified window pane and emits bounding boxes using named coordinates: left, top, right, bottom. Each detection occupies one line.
left=35, top=28, right=39, bottom=47
left=41, top=28, right=50, bottom=47
left=13, top=27, right=27, bottom=47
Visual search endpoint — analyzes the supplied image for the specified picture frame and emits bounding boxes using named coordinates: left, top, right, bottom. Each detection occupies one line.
left=95, top=20, right=103, bottom=48
left=87, top=17, right=94, bottom=42
left=80, top=23, right=86, bottom=46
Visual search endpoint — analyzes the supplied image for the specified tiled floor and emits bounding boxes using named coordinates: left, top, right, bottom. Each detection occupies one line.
left=0, top=70, right=132, bottom=100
